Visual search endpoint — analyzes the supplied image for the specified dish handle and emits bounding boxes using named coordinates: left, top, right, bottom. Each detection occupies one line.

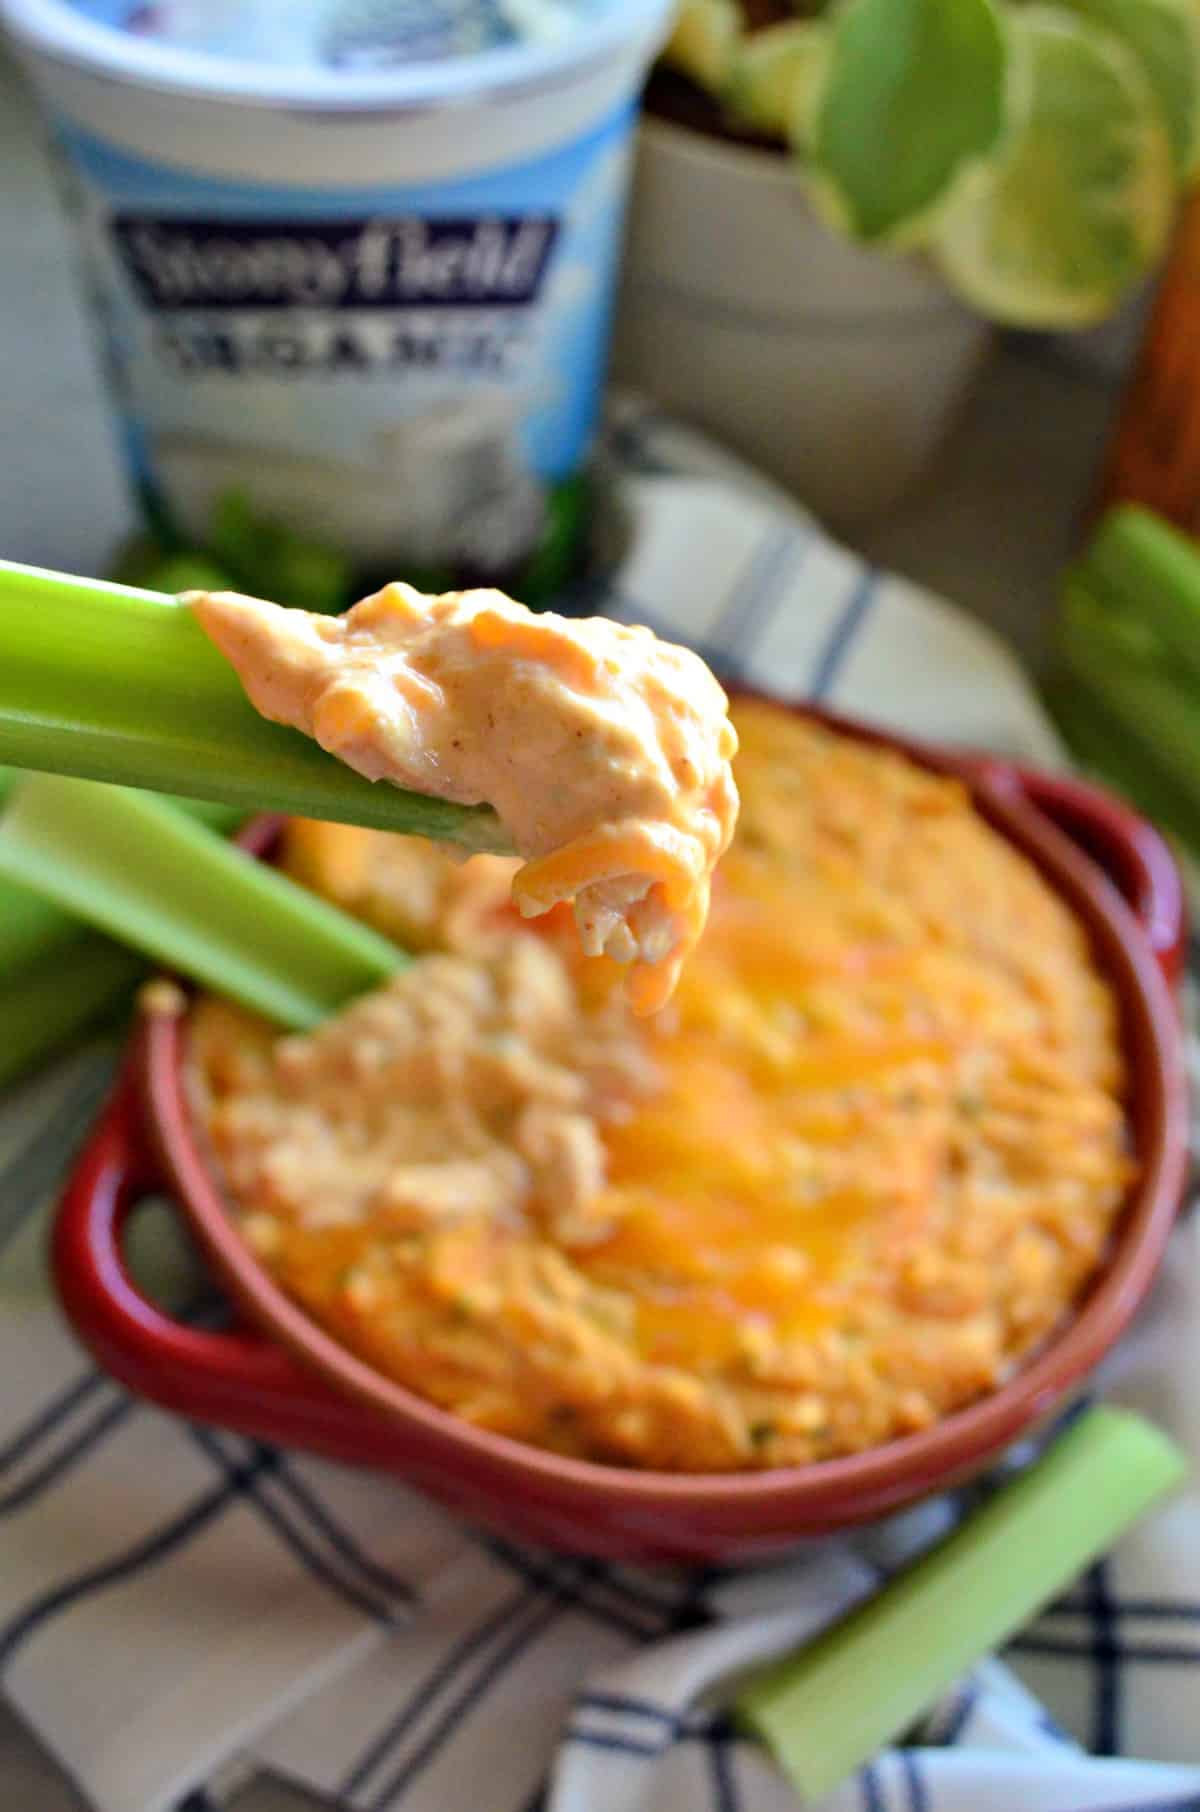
left=53, top=1074, right=397, bottom=1461
left=976, top=761, right=1187, bottom=989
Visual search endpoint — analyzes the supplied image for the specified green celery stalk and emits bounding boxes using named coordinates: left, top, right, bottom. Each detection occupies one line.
left=737, top=1408, right=1185, bottom=1803
left=1055, top=581, right=1200, bottom=790
left=0, top=795, right=245, bottom=985
left=168, top=800, right=252, bottom=834
left=0, top=561, right=507, bottom=854
left=0, top=937, right=144, bottom=1090
left=0, top=878, right=84, bottom=980
left=1045, top=663, right=1200, bottom=853
left=0, top=790, right=247, bottom=1087
left=0, top=777, right=405, bottom=1030
left=1078, top=506, right=1200, bottom=688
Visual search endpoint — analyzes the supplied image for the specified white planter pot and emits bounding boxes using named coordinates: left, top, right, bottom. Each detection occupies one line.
left=612, top=118, right=992, bottom=525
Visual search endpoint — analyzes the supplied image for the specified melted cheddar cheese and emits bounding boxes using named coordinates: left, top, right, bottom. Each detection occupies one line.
left=191, top=704, right=1132, bottom=1471
left=191, top=583, right=738, bottom=1013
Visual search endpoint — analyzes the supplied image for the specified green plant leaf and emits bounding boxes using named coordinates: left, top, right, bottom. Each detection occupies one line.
left=808, top=0, right=1009, bottom=242
left=1045, top=0, right=1200, bottom=177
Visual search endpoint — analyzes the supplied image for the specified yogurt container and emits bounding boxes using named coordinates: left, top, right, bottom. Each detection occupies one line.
left=4, top=0, right=672, bottom=593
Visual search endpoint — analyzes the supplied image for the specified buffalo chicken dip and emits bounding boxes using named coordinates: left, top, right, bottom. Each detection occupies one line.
left=192, top=583, right=739, bottom=1014
left=190, top=704, right=1131, bottom=1471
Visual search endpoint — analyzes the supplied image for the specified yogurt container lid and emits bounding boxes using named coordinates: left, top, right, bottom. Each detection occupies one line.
left=2, top=0, right=674, bottom=108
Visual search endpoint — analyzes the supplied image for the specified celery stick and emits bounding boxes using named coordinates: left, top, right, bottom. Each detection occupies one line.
left=0, top=880, right=83, bottom=979
left=1080, top=507, right=1200, bottom=687
left=1045, top=665, right=1200, bottom=853
left=737, top=1408, right=1185, bottom=1803
left=1056, top=581, right=1200, bottom=787
left=0, top=794, right=250, bottom=1087
left=174, top=800, right=250, bottom=834
left=0, top=937, right=143, bottom=1090
left=0, top=562, right=507, bottom=855
left=0, top=777, right=405, bottom=1030
left=0, top=794, right=244, bottom=984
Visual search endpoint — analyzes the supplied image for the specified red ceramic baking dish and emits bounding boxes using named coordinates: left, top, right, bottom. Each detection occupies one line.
left=53, top=700, right=1190, bottom=1564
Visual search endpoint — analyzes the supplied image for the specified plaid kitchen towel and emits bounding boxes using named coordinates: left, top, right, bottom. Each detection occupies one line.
left=0, top=400, right=1196, bottom=1812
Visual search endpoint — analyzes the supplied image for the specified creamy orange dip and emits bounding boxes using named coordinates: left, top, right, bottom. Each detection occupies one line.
left=191, top=704, right=1132, bottom=1472
left=191, top=584, right=739, bottom=1014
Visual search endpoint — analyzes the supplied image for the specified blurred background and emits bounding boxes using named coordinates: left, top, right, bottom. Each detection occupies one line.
left=0, top=4, right=1165, bottom=668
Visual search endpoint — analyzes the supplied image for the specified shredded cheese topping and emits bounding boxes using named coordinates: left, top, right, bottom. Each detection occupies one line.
left=193, top=707, right=1132, bottom=1471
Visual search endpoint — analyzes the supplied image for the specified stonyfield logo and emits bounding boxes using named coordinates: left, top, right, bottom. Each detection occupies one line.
left=110, top=214, right=560, bottom=311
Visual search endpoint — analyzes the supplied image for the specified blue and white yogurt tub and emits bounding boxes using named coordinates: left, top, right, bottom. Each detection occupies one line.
left=4, top=0, right=672, bottom=589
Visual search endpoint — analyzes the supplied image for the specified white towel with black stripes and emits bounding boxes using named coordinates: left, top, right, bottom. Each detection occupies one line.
left=0, top=401, right=1197, bottom=1812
